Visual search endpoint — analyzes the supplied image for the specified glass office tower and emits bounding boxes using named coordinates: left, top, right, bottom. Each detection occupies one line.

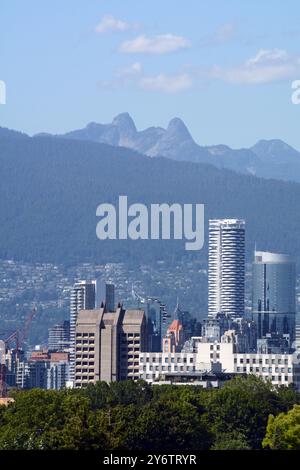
left=252, top=251, right=296, bottom=344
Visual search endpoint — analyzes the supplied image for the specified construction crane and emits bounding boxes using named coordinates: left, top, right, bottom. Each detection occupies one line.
left=0, top=308, right=38, bottom=398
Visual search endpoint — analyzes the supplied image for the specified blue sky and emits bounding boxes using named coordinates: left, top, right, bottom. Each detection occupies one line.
left=1, top=0, right=300, bottom=149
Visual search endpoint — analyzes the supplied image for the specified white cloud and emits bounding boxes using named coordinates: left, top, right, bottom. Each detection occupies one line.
left=210, top=49, right=300, bottom=84
left=119, top=34, right=191, bottom=54
left=140, top=73, right=192, bottom=93
left=98, top=66, right=192, bottom=93
left=245, top=49, right=288, bottom=66
left=95, top=14, right=132, bottom=33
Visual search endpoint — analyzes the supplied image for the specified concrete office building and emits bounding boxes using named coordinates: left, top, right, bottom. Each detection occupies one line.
left=252, top=251, right=296, bottom=346
left=75, top=305, right=146, bottom=388
left=208, top=219, right=245, bottom=318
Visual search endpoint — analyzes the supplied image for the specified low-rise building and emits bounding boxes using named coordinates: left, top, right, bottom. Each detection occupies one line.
left=139, top=339, right=300, bottom=389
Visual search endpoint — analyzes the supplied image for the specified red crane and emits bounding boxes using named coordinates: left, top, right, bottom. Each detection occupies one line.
left=0, top=308, right=38, bottom=398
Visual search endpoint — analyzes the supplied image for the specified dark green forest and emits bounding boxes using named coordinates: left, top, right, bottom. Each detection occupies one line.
left=1, top=133, right=300, bottom=266
left=1, top=376, right=300, bottom=450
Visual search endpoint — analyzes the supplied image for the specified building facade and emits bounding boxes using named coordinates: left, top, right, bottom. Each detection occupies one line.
left=97, top=280, right=115, bottom=312
left=140, top=340, right=300, bottom=389
left=48, top=320, right=70, bottom=352
left=208, top=219, right=245, bottom=318
left=69, top=280, right=97, bottom=383
left=196, top=340, right=297, bottom=388
left=75, top=306, right=146, bottom=388
left=252, top=251, right=296, bottom=346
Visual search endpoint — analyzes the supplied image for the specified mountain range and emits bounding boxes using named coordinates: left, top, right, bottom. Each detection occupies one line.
left=33, top=112, right=300, bottom=183
left=1, top=128, right=300, bottom=266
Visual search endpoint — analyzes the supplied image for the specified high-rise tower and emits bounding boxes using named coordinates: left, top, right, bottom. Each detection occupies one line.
left=252, top=251, right=296, bottom=343
left=69, top=280, right=97, bottom=383
left=208, top=219, right=245, bottom=318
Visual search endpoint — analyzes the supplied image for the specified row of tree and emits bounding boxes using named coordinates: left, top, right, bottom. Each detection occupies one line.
left=0, top=375, right=299, bottom=450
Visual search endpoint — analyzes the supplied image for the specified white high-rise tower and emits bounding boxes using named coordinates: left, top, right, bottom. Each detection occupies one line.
left=208, top=219, right=245, bottom=318
left=69, top=280, right=97, bottom=384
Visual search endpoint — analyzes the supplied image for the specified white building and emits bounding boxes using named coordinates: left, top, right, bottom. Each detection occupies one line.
left=139, top=352, right=198, bottom=383
left=139, top=340, right=300, bottom=389
left=208, top=219, right=245, bottom=318
left=196, top=341, right=295, bottom=387
left=69, top=280, right=97, bottom=383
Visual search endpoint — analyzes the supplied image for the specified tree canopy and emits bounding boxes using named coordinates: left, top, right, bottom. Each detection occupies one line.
left=0, top=377, right=299, bottom=450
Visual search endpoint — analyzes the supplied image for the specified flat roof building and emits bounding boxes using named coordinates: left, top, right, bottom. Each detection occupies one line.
left=75, top=305, right=146, bottom=387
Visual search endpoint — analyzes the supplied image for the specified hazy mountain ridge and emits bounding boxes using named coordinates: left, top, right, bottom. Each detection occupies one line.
left=1, top=130, right=300, bottom=265
left=39, top=112, right=300, bottom=183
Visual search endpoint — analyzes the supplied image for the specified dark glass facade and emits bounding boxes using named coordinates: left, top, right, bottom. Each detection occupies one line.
left=252, top=252, right=296, bottom=345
